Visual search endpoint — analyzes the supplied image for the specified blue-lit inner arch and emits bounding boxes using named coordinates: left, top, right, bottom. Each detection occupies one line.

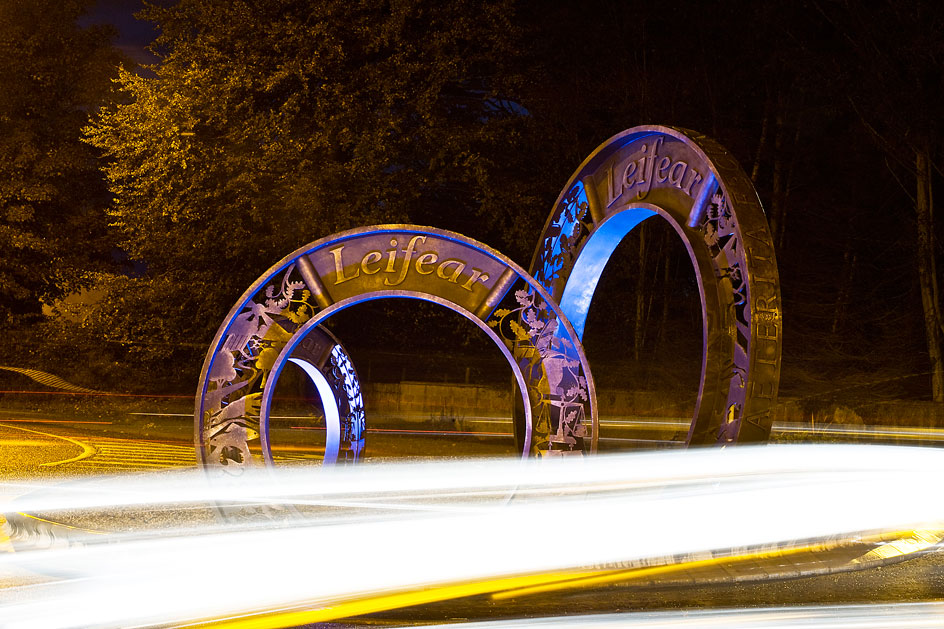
left=557, top=207, right=658, bottom=340
left=285, top=357, right=342, bottom=465
left=530, top=125, right=782, bottom=446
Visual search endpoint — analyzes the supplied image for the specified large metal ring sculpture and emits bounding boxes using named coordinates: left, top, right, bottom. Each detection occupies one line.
left=531, top=126, right=781, bottom=444
left=196, top=225, right=597, bottom=474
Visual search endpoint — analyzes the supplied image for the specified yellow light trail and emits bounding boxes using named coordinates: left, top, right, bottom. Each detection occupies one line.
left=193, top=527, right=944, bottom=628
left=194, top=572, right=609, bottom=629
left=4, top=445, right=944, bottom=628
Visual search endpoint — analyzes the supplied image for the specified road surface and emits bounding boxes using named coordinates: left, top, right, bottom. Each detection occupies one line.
left=3, top=414, right=944, bottom=628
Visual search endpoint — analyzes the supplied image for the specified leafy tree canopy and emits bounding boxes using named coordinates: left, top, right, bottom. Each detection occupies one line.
left=86, top=0, right=528, bottom=275
left=65, top=0, right=944, bottom=400
left=0, top=0, right=120, bottom=325
left=83, top=0, right=533, bottom=387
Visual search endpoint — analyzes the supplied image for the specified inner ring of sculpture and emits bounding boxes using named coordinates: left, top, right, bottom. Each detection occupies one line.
left=531, top=125, right=782, bottom=445
left=283, top=357, right=343, bottom=465
left=260, top=293, right=534, bottom=460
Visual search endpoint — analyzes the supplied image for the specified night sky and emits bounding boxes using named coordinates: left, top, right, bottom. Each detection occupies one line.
left=78, top=0, right=157, bottom=65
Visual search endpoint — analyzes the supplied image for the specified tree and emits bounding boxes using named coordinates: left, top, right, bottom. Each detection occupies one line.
left=511, top=0, right=938, bottom=404
left=0, top=0, right=120, bottom=326
left=83, top=0, right=531, bottom=387
left=811, top=0, right=944, bottom=401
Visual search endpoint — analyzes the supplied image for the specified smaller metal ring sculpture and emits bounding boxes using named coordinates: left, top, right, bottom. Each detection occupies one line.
left=531, top=126, right=781, bottom=444
left=280, top=326, right=365, bottom=464
left=197, top=323, right=363, bottom=468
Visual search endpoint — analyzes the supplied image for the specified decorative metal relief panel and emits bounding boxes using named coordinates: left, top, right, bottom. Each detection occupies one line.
left=488, top=285, right=591, bottom=455
left=530, top=126, right=782, bottom=445
left=533, top=181, right=592, bottom=297
left=201, top=263, right=317, bottom=471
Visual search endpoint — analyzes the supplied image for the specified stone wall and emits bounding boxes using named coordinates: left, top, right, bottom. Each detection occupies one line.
left=364, top=382, right=695, bottom=426
left=363, top=382, right=944, bottom=428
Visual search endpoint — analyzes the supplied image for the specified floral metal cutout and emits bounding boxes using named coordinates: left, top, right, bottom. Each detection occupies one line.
left=489, top=284, right=590, bottom=455
left=204, top=264, right=317, bottom=471
left=534, top=181, right=592, bottom=296
left=327, top=343, right=365, bottom=461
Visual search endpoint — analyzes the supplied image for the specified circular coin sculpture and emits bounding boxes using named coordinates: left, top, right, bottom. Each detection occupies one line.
left=196, top=225, right=597, bottom=475
left=531, top=126, right=781, bottom=444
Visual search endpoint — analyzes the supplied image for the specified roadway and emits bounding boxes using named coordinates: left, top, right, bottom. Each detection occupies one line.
left=3, top=413, right=944, bottom=627
left=0, top=419, right=195, bottom=476
left=3, top=410, right=934, bottom=477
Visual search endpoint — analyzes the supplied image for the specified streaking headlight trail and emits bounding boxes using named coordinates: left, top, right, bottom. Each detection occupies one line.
left=1, top=444, right=944, bottom=628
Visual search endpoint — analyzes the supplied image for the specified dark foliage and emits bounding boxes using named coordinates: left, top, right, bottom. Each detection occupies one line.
left=4, top=0, right=942, bottom=403
left=0, top=0, right=121, bottom=325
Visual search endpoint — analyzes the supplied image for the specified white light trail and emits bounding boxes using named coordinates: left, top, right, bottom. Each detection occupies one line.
left=0, top=444, right=942, bottom=628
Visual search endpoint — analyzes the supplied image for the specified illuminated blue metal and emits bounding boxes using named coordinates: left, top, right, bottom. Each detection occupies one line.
left=329, top=344, right=365, bottom=456
left=535, top=181, right=590, bottom=295
left=558, top=208, right=656, bottom=340
left=287, top=357, right=341, bottom=465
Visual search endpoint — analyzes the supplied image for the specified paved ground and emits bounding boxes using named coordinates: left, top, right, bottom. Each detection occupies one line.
left=3, top=413, right=944, bottom=627
left=349, top=548, right=944, bottom=626
left=0, top=422, right=89, bottom=477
